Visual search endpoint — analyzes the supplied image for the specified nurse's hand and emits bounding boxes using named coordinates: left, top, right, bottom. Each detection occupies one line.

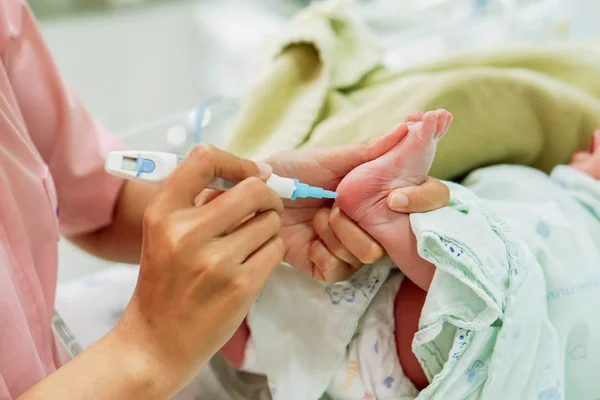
left=267, top=123, right=449, bottom=282
left=115, top=145, right=283, bottom=397
left=23, top=145, right=283, bottom=400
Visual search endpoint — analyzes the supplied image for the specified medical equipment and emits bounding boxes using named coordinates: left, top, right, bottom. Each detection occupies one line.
left=52, top=311, right=82, bottom=357
left=165, top=97, right=240, bottom=153
left=105, top=150, right=338, bottom=200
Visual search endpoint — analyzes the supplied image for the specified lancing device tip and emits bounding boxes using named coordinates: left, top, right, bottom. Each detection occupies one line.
left=321, top=189, right=338, bottom=199
left=290, top=179, right=338, bottom=200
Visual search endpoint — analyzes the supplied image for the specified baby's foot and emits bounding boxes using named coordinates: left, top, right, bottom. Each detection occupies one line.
left=335, top=110, right=451, bottom=392
left=335, top=110, right=451, bottom=274
left=336, top=110, right=452, bottom=227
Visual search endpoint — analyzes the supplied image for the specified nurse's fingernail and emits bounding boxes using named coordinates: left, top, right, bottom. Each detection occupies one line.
left=257, top=162, right=273, bottom=180
left=389, top=193, right=409, bottom=209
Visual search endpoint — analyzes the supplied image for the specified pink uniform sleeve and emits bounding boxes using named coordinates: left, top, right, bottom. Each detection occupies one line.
left=1, top=0, right=129, bottom=236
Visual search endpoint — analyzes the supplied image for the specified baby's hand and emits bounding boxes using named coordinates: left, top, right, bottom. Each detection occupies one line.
left=311, top=177, right=449, bottom=282
left=570, top=130, right=600, bottom=180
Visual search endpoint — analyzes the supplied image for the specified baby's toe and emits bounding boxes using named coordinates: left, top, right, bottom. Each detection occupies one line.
left=405, top=111, right=424, bottom=123
left=435, top=109, right=453, bottom=138
left=415, top=111, right=438, bottom=142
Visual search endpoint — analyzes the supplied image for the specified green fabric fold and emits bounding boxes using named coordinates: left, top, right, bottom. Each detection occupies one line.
left=224, top=0, right=600, bottom=181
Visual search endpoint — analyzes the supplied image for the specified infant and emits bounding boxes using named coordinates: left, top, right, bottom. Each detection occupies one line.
left=223, top=111, right=600, bottom=400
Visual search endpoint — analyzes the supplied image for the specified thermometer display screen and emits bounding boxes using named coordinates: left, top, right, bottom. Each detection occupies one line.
left=121, top=156, right=138, bottom=172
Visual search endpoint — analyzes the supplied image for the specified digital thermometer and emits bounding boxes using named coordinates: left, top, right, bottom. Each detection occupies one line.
left=105, top=150, right=338, bottom=200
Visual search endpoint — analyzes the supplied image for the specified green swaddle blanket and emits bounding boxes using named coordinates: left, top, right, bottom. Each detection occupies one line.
left=223, top=0, right=600, bottom=180
left=408, top=165, right=600, bottom=399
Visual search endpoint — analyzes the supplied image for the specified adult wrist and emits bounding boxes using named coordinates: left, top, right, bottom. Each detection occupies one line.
left=103, top=323, right=175, bottom=399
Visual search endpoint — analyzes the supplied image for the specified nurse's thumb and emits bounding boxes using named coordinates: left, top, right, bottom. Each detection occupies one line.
left=387, top=177, right=450, bottom=213
left=161, top=144, right=271, bottom=212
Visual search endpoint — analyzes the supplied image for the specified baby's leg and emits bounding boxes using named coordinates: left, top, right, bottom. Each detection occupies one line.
left=336, top=110, right=451, bottom=391
left=336, top=110, right=452, bottom=290
left=394, top=278, right=429, bottom=389
left=220, top=319, right=250, bottom=369
left=222, top=111, right=452, bottom=377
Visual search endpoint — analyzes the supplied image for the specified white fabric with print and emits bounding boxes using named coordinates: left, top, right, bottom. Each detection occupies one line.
left=245, top=164, right=600, bottom=400
left=326, top=272, right=418, bottom=400
left=243, top=259, right=398, bottom=400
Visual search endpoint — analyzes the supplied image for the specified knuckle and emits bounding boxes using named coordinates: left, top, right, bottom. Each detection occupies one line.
left=328, top=207, right=340, bottom=223
left=309, top=240, right=321, bottom=260
left=143, top=207, right=162, bottom=230
left=321, top=256, right=339, bottom=273
left=228, top=275, right=252, bottom=295
left=244, top=176, right=265, bottom=192
left=243, top=178, right=274, bottom=204
left=143, top=209, right=190, bottom=259
left=264, top=236, right=285, bottom=269
left=328, top=206, right=346, bottom=230
left=197, top=250, right=228, bottom=274
left=412, top=191, right=429, bottom=208
left=190, top=143, right=216, bottom=160
left=164, top=233, right=184, bottom=258
left=358, top=243, right=383, bottom=264
left=329, top=242, right=347, bottom=259
left=255, top=178, right=283, bottom=210
left=208, top=251, right=228, bottom=269
left=273, top=195, right=284, bottom=213
left=236, top=176, right=260, bottom=193
left=315, top=246, right=339, bottom=273
left=273, top=236, right=285, bottom=260
left=189, top=144, right=217, bottom=169
left=423, top=179, right=450, bottom=208
left=264, top=211, right=282, bottom=233
left=440, top=185, right=451, bottom=204
left=313, top=208, right=330, bottom=236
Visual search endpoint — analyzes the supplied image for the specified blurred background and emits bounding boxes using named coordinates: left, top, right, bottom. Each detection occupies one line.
left=30, top=0, right=600, bottom=283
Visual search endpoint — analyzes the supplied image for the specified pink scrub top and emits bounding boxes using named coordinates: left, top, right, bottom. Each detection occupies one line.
left=0, top=0, right=127, bottom=397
